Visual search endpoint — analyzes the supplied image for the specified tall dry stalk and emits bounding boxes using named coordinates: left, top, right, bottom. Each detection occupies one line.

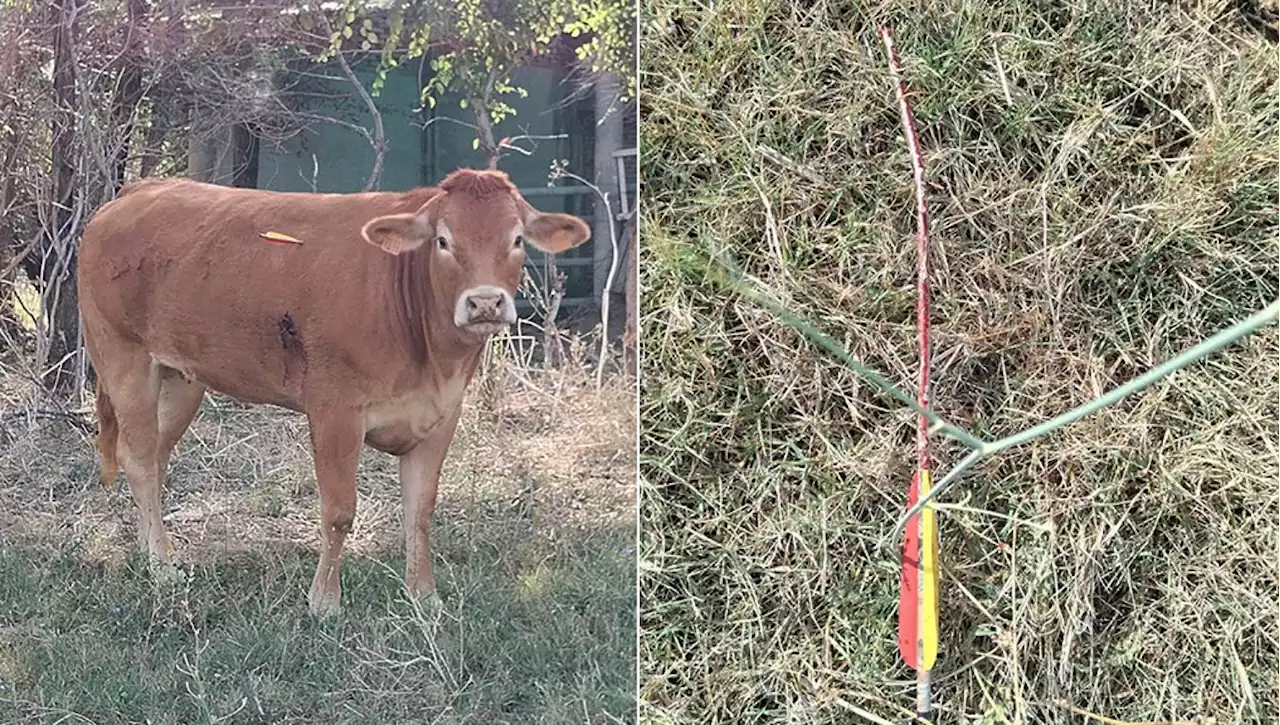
left=550, top=168, right=621, bottom=388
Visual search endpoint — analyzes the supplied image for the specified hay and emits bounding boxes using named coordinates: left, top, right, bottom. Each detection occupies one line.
left=638, top=0, right=1278, bottom=722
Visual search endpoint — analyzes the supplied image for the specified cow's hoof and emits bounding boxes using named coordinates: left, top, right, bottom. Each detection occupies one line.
left=148, top=558, right=185, bottom=586
left=308, top=588, right=342, bottom=618
left=421, top=592, right=444, bottom=614
left=407, top=589, right=444, bottom=621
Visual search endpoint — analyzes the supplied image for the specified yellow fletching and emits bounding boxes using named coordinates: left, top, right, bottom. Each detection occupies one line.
left=258, top=231, right=304, bottom=245
left=917, top=468, right=940, bottom=670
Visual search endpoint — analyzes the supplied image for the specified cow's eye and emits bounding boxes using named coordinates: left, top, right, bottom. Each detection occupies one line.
left=436, top=236, right=449, bottom=251
left=513, top=235, right=525, bottom=249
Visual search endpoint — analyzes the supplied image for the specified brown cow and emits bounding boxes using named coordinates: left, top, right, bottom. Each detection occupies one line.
left=77, top=169, right=590, bottom=616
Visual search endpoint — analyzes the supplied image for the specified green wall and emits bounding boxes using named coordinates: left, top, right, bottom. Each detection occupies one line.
left=257, top=60, right=426, bottom=193
left=256, top=58, right=601, bottom=304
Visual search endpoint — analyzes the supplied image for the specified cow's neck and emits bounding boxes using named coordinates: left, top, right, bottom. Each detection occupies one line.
left=423, top=312, right=486, bottom=381
left=390, top=248, right=485, bottom=386
left=362, top=314, right=484, bottom=455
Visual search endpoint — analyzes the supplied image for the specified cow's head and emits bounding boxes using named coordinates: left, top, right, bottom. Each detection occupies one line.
left=360, top=169, right=591, bottom=341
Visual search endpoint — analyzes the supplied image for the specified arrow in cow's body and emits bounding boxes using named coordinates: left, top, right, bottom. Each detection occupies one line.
left=258, top=230, right=305, bottom=245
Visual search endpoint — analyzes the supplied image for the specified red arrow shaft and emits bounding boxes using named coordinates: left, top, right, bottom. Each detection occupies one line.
left=883, top=28, right=939, bottom=711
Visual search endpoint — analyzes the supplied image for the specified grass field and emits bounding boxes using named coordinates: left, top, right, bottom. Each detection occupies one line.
left=0, top=346, right=636, bottom=724
left=638, top=0, right=1278, bottom=723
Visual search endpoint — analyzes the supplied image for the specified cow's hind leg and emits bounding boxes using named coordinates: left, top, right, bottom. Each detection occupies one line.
left=156, top=368, right=206, bottom=482
left=108, top=353, right=175, bottom=570
left=306, top=410, right=363, bottom=617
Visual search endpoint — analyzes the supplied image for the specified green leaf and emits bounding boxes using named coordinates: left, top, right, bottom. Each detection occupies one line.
left=472, top=137, right=480, bottom=150
left=342, top=25, right=353, bottom=39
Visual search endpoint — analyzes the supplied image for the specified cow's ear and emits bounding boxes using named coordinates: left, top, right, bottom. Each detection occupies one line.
left=361, top=199, right=438, bottom=255
left=522, top=208, right=591, bottom=254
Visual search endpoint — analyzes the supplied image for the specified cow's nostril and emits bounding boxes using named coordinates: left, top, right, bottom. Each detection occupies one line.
left=466, top=295, right=503, bottom=319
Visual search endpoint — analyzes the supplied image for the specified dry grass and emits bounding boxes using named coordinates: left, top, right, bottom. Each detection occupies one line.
left=638, top=0, right=1278, bottom=723
left=0, top=353, right=633, bottom=565
left=0, top=337, right=637, bottom=723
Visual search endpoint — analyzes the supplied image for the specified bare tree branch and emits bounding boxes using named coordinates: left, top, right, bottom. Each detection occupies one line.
left=321, top=14, right=386, bottom=191
left=332, top=49, right=386, bottom=191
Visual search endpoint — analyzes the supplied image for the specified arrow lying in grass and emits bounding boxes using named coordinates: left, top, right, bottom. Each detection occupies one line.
left=693, top=23, right=1278, bottom=725
left=879, top=26, right=940, bottom=724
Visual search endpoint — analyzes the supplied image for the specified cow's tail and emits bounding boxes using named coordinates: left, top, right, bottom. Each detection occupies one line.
left=95, top=378, right=119, bottom=488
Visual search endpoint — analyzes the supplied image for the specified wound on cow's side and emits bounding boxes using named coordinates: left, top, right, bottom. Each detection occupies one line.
left=278, top=312, right=307, bottom=387
left=279, top=312, right=301, bottom=349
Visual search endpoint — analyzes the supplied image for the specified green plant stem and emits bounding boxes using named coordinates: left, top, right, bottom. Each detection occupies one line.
left=711, top=254, right=988, bottom=450
left=711, top=247, right=1278, bottom=540
left=892, top=299, right=1280, bottom=535
left=988, top=299, right=1279, bottom=455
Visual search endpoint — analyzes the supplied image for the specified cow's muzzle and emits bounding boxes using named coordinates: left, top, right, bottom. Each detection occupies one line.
left=454, top=285, right=516, bottom=334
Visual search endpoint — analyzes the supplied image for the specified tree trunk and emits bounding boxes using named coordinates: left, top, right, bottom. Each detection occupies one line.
left=188, top=115, right=232, bottom=184
left=470, top=70, right=502, bottom=171
left=41, top=0, right=82, bottom=394
left=472, top=100, right=501, bottom=171
left=231, top=123, right=259, bottom=188
left=592, top=73, right=623, bottom=307
left=331, top=48, right=384, bottom=191
left=0, top=124, right=21, bottom=336
left=110, top=0, right=147, bottom=190
left=138, top=95, right=167, bottom=178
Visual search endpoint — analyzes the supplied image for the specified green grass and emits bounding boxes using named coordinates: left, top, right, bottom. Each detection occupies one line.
left=638, top=0, right=1278, bottom=723
left=0, top=524, right=633, bottom=724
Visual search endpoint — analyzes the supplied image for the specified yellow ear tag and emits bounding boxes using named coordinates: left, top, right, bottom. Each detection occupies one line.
left=259, top=231, right=304, bottom=245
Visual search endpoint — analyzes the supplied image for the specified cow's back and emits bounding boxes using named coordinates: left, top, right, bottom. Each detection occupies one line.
left=80, top=179, right=198, bottom=342
left=79, top=178, right=438, bottom=408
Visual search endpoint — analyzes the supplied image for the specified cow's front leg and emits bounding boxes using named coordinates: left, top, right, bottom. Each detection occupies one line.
left=399, top=407, right=461, bottom=606
left=306, top=410, right=363, bottom=617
